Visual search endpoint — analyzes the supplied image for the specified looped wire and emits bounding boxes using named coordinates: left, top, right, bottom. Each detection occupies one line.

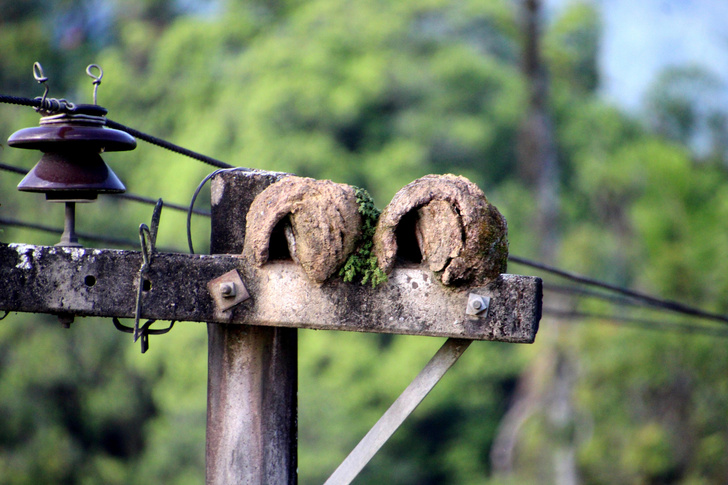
left=85, top=64, right=103, bottom=105
left=31, top=62, right=76, bottom=114
left=33, top=62, right=50, bottom=113
left=33, top=62, right=48, bottom=83
left=133, top=199, right=165, bottom=347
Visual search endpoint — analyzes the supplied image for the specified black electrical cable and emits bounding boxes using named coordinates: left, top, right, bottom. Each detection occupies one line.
left=111, top=193, right=210, bottom=217
left=105, top=119, right=233, bottom=169
left=544, top=308, right=728, bottom=339
left=0, top=216, right=181, bottom=252
left=1, top=94, right=233, bottom=169
left=544, top=283, right=647, bottom=310
left=0, top=162, right=29, bottom=175
left=509, top=255, right=728, bottom=326
left=187, top=167, right=250, bottom=254
left=0, top=94, right=39, bottom=109
left=0, top=162, right=210, bottom=217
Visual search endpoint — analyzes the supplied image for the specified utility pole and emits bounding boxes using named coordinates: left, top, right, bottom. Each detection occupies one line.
left=205, top=171, right=298, bottom=484
left=1, top=61, right=541, bottom=483
left=0, top=170, right=541, bottom=484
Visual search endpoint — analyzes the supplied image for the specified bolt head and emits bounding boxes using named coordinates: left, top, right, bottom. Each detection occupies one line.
left=471, top=299, right=483, bottom=310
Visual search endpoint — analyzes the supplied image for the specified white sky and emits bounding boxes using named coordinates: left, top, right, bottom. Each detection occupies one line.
left=548, top=0, right=728, bottom=112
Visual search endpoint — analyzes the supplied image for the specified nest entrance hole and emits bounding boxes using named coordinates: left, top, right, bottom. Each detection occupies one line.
left=268, top=216, right=293, bottom=261
left=395, top=210, right=423, bottom=265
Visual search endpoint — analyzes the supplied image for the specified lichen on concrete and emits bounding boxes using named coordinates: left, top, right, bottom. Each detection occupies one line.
left=242, top=176, right=362, bottom=284
left=373, top=174, right=508, bottom=286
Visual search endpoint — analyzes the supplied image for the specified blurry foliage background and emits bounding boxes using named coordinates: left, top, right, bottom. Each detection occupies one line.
left=1, top=0, right=728, bottom=484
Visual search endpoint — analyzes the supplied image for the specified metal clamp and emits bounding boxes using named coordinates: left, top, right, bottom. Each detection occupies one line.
left=207, top=269, right=250, bottom=312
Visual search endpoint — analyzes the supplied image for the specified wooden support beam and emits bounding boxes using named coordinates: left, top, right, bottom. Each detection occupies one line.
left=0, top=242, right=541, bottom=342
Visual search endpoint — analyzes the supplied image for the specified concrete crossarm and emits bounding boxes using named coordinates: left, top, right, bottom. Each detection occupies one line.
left=0, top=242, right=541, bottom=342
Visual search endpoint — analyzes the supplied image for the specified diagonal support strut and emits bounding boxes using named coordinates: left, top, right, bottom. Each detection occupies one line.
left=324, top=338, right=472, bottom=485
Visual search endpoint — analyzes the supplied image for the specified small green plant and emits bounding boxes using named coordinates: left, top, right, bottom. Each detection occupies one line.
left=339, top=187, right=388, bottom=287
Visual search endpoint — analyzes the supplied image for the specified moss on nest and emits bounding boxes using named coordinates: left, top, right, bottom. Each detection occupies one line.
left=339, top=187, right=388, bottom=287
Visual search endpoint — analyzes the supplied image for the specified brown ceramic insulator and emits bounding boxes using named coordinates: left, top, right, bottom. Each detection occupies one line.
left=9, top=104, right=134, bottom=201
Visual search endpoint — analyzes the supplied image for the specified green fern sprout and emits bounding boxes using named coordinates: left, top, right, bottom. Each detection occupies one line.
left=339, top=187, right=388, bottom=287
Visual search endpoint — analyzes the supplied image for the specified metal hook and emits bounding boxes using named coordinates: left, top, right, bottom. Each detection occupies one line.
left=33, top=62, right=48, bottom=83
left=149, top=198, right=163, bottom=247
left=134, top=199, right=164, bottom=343
left=85, top=64, right=103, bottom=105
left=33, top=62, right=50, bottom=112
left=112, top=317, right=175, bottom=354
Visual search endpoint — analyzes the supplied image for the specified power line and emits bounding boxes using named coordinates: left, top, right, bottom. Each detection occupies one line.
left=544, top=308, right=728, bottom=339
left=1, top=94, right=234, bottom=169
left=509, top=255, right=728, bottom=326
left=0, top=162, right=28, bottom=175
left=0, top=216, right=181, bottom=253
left=111, top=193, right=210, bottom=217
left=0, top=162, right=211, bottom=217
left=544, top=283, right=647, bottom=310
left=0, top=94, right=38, bottom=109
left=105, top=119, right=233, bottom=169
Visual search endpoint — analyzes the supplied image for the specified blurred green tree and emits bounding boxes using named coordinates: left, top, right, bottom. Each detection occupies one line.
left=2, top=1, right=728, bottom=484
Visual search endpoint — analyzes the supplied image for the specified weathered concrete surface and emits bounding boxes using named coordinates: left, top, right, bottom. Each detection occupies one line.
left=374, top=174, right=509, bottom=286
left=207, top=170, right=297, bottom=485
left=0, top=243, right=541, bottom=343
left=0, top=243, right=236, bottom=322
left=242, top=176, right=362, bottom=284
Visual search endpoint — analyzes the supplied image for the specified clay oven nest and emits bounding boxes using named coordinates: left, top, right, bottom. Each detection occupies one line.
left=243, top=176, right=362, bottom=284
left=373, top=174, right=508, bottom=286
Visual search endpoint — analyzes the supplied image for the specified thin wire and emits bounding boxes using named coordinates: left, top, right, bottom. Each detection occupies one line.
left=0, top=216, right=181, bottom=252
left=0, top=94, right=233, bottom=169
left=112, top=193, right=210, bottom=217
left=187, top=167, right=250, bottom=254
left=0, top=162, right=210, bottom=217
left=544, top=283, right=647, bottom=310
left=509, top=255, right=728, bottom=326
left=544, top=308, right=728, bottom=339
left=0, top=162, right=29, bottom=175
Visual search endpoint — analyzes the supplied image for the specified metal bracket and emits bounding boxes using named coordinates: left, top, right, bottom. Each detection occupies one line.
left=207, top=269, right=250, bottom=312
left=465, top=293, right=490, bottom=318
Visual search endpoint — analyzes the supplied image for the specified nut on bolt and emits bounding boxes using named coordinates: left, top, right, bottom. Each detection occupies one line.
left=466, top=293, right=490, bottom=317
left=220, top=282, right=236, bottom=298
left=207, top=269, right=250, bottom=312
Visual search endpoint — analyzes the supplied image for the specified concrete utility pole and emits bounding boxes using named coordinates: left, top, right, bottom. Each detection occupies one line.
left=205, top=171, right=297, bottom=484
left=0, top=169, right=542, bottom=484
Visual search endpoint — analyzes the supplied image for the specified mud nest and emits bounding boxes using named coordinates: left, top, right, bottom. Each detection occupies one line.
left=242, top=176, right=363, bottom=284
left=373, top=174, right=508, bottom=286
